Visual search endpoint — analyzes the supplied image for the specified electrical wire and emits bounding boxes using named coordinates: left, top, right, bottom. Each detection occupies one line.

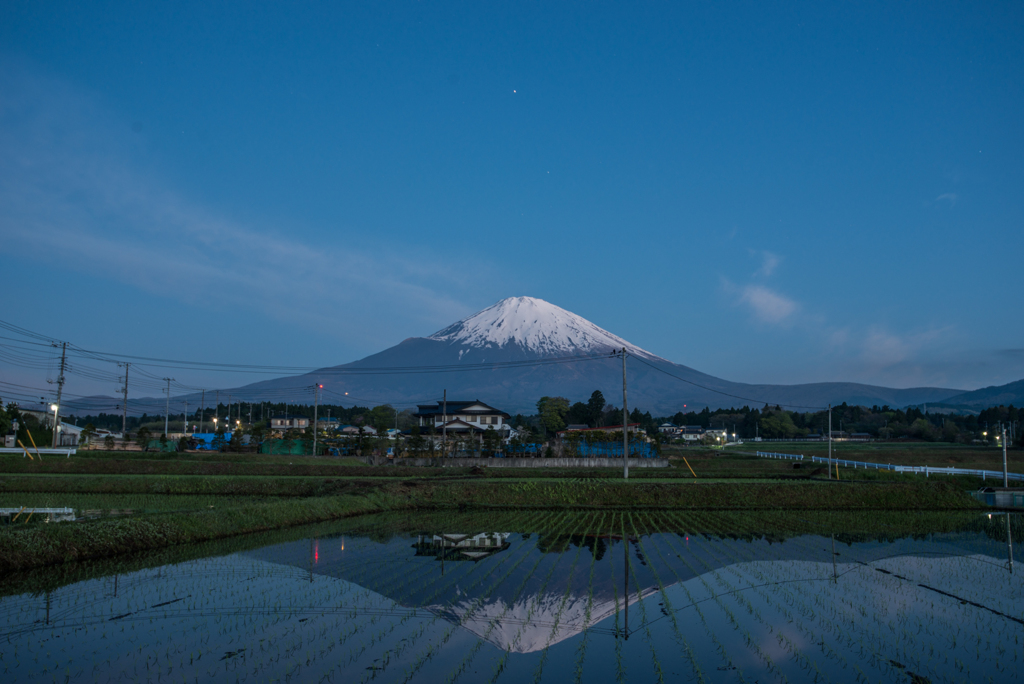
left=627, top=352, right=828, bottom=411
left=2, top=317, right=839, bottom=414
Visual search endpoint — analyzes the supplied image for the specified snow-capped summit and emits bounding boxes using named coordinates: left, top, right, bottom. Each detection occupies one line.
left=428, top=296, right=657, bottom=359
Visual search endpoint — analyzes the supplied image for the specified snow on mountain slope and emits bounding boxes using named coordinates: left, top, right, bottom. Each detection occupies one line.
left=428, top=296, right=659, bottom=359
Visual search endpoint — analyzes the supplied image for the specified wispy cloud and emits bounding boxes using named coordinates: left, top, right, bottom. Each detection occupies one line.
left=936, top=192, right=958, bottom=205
left=0, top=64, right=480, bottom=347
left=754, top=250, right=781, bottom=277
left=739, top=285, right=798, bottom=324
left=861, top=327, right=949, bottom=368
left=826, top=325, right=963, bottom=387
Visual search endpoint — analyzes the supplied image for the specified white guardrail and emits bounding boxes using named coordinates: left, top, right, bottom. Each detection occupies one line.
left=0, top=447, right=76, bottom=457
left=756, top=451, right=1024, bottom=483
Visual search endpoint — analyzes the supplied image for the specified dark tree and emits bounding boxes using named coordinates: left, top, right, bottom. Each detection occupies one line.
left=586, top=391, right=606, bottom=427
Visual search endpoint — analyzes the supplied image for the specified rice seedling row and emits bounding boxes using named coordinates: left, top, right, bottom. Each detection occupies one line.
left=675, top=511, right=857, bottom=682
left=528, top=511, right=592, bottom=684
left=386, top=510, right=573, bottom=684
left=623, top=514, right=706, bottom=683
left=568, top=511, right=607, bottom=684
left=346, top=509, right=554, bottom=683
left=621, top=512, right=668, bottom=684
left=485, top=510, right=595, bottom=684
left=2, top=511, right=1020, bottom=683
left=445, top=511, right=597, bottom=684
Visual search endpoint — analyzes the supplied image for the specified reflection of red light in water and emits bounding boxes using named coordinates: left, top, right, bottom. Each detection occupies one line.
left=315, top=542, right=319, bottom=563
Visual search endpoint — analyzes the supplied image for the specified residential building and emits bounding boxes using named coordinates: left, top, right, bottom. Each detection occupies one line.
left=678, top=426, right=705, bottom=442
left=270, top=415, right=310, bottom=431
left=412, top=533, right=511, bottom=562
left=705, top=428, right=728, bottom=442
left=316, top=417, right=340, bottom=431
left=415, top=400, right=512, bottom=440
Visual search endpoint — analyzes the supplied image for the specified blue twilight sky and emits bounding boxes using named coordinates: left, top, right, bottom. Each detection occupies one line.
left=1, top=1, right=1022, bottom=402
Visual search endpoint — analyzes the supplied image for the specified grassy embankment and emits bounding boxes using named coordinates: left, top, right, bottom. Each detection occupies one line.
left=0, top=446, right=992, bottom=573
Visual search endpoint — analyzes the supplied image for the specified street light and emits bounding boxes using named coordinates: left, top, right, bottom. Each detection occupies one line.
left=49, top=403, right=60, bottom=447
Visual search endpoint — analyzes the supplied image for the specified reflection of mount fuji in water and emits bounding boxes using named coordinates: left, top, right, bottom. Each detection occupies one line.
left=244, top=524, right=1016, bottom=654
left=247, top=530, right=660, bottom=653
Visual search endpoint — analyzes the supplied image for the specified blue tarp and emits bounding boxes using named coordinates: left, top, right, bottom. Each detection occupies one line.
left=568, top=441, right=658, bottom=458
left=192, top=432, right=232, bottom=450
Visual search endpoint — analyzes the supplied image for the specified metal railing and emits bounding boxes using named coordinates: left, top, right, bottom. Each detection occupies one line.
left=0, top=447, right=77, bottom=457
left=757, top=451, right=804, bottom=460
left=755, top=451, right=1024, bottom=482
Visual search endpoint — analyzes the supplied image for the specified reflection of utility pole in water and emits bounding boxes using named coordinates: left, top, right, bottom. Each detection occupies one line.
left=831, top=534, right=837, bottom=583
left=1007, top=514, right=1015, bottom=575
left=309, top=537, right=313, bottom=584
left=45, top=591, right=50, bottom=625
left=623, top=533, right=630, bottom=639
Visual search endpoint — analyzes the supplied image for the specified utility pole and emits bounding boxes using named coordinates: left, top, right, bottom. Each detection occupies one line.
left=442, top=390, right=447, bottom=456
left=51, top=342, right=67, bottom=448
left=622, top=348, right=629, bottom=481
left=120, top=362, right=130, bottom=438
left=1003, top=426, right=1009, bottom=488
left=163, top=378, right=175, bottom=438
left=828, top=404, right=832, bottom=480
left=313, top=384, right=321, bottom=456
left=183, top=400, right=188, bottom=436
left=214, top=391, right=219, bottom=429
left=200, top=389, right=205, bottom=433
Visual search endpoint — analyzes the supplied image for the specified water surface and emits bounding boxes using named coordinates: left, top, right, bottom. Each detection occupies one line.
left=1, top=511, right=1020, bottom=683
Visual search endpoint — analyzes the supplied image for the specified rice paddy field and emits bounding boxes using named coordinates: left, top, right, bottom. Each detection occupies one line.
left=1, top=510, right=1020, bottom=683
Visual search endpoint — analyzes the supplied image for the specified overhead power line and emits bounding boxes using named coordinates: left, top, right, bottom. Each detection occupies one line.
left=3, top=317, right=835, bottom=413
left=627, top=353, right=827, bottom=411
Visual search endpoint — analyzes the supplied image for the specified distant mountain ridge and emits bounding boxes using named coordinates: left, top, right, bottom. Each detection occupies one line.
left=68, top=296, right=1019, bottom=415
left=180, top=297, right=967, bottom=414
left=938, top=379, right=1024, bottom=409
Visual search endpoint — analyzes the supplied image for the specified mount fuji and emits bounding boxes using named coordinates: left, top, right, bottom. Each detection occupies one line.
left=223, top=296, right=964, bottom=414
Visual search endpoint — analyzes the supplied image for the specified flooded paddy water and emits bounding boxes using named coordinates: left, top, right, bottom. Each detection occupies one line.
left=0, top=511, right=1020, bottom=683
